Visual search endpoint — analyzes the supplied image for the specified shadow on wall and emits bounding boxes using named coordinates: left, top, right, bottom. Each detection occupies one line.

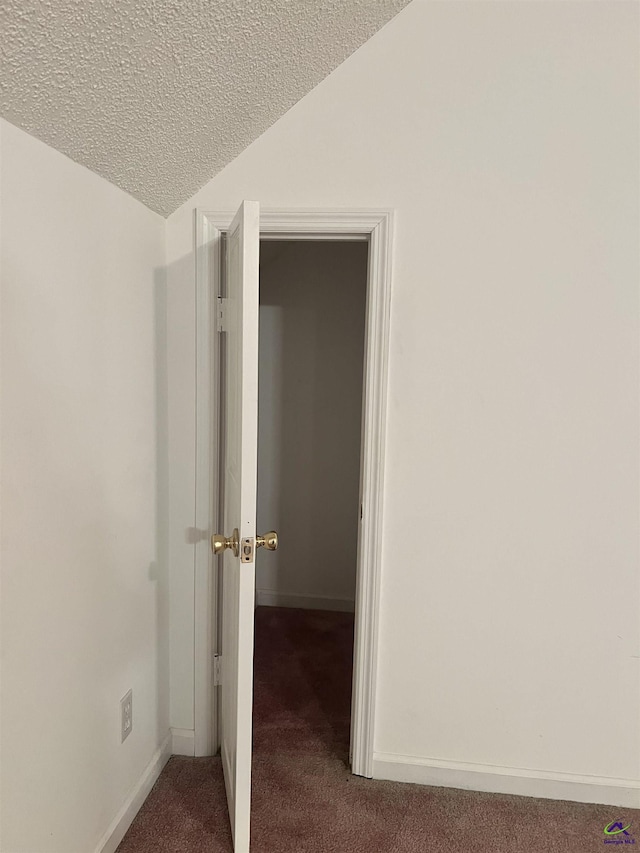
left=163, top=245, right=210, bottom=737
left=151, top=265, right=171, bottom=744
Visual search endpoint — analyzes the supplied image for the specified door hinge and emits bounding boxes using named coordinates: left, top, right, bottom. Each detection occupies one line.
left=216, top=297, right=229, bottom=333
left=213, top=654, right=222, bottom=686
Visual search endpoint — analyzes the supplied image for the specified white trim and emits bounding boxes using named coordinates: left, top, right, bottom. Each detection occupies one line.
left=171, top=727, right=196, bottom=756
left=256, top=590, right=355, bottom=613
left=372, top=753, right=640, bottom=809
left=350, top=210, right=393, bottom=778
left=194, top=208, right=394, bottom=780
left=94, top=733, right=172, bottom=853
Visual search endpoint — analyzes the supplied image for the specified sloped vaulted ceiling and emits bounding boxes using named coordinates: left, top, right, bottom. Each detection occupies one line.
left=0, top=0, right=410, bottom=216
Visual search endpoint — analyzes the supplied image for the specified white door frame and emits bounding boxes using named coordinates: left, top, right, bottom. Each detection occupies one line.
left=193, top=208, right=394, bottom=777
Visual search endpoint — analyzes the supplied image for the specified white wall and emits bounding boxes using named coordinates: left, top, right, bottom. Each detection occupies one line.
left=257, top=240, right=367, bottom=610
left=165, top=0, right=640, bottom=800
left=0, top=120, right=170, bottom=852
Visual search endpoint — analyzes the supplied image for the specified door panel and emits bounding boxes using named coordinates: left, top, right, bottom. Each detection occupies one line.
left=219, top=200, right=260, bottom=853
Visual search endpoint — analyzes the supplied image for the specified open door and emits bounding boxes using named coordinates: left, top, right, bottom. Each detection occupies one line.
left=211, top=200, right=260, bottom=853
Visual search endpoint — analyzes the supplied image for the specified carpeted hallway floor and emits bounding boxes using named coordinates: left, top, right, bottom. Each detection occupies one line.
left=117, top=607, right=636, bottom=852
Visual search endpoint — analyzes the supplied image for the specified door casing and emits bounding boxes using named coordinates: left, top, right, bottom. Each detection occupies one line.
left=193, top=208, right=394, bottom=777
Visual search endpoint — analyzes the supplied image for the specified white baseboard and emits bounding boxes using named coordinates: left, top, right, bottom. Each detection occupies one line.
left=256, top=589, right=355, bottom=612
left=171, top=727, right=196, bottom=756
left=94, top=732, right=172, bottom=853
left=372, top=752, right=640, bottom=808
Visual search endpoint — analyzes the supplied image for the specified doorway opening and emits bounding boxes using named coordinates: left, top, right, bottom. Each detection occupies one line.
left=193, top=208, right=393, bottom=779
left=253, top=239, right=368, bottom=766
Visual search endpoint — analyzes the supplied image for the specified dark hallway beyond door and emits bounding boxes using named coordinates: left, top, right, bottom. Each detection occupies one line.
left=252, top=606, right=354, bottom=762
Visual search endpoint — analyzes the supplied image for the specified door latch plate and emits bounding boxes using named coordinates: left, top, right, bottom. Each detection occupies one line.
left=241, top=537, right=254, bottom=563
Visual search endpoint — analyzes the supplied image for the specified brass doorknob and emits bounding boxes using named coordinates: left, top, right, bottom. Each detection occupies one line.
left=256, top=531, right=278, bottom=551
left=211, top=528, right=239, bottom=557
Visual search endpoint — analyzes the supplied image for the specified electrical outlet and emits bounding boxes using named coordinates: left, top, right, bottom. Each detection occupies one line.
left=121, top=689, right=133, bottom=743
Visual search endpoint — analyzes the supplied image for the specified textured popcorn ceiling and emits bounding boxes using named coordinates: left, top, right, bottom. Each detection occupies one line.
left=0, top=0, right=410, bottom=216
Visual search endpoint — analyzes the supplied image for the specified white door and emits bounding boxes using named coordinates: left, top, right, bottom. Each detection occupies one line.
left=215, top=200, right=260, bottom=853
